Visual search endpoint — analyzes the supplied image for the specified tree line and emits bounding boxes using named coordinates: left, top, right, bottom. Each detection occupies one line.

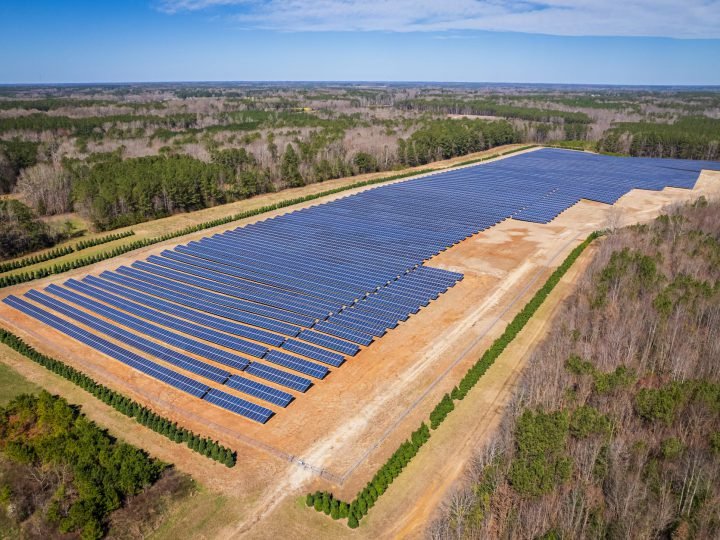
left=397, top=118, right=518, bottom=166
left=396, top=98, right=592, bottom=140
left=0, top=98, right=116, bottom=111
left=598, top=116, right=720, bottom=160
left=0, top=112, right=197, bottom=137
left=70, top=153, right=234, bottom=229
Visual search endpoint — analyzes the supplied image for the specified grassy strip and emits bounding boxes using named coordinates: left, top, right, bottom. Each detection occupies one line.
left=0, top=327, right=237, bottom=467
left=451, top=144, right=537, bottom=167
left=74, top=229, right=136, bottom=250
left=0, top=145, right=529, bottom=289
left=0, top=230, right=135, bottom=275
left=306, top=230, right=601, bottom=528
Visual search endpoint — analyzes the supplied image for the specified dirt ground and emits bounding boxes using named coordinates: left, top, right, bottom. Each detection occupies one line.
left=0, top=153, right=717, bottom=539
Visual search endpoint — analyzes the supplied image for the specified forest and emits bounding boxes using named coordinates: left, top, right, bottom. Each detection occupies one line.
left=396, top=97, right=593, bottom=140
left=598, top=116, right=720, bottom=160
left=430, top=198, right=720, bottom=539
left=0, top=83, right=718, bottom=246
left=0, top=391, right=168, bottom=539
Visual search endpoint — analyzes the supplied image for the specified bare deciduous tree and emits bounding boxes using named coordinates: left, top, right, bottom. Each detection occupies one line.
left=15, top=161, right=72, bottom=215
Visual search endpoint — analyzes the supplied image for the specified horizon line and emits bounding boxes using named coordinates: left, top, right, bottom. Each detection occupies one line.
left=2, top=80, right=720, bottom=89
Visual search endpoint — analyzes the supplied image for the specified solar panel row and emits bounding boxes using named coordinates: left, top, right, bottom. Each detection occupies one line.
left=3, top=295, right=210, bottom=398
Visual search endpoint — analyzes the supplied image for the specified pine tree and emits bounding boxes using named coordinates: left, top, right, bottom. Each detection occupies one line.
left=348, top=513, right=359, bottom=529
left=280, top=144, right=304, bottom=187
left=306, top=493, right=315, bottom=507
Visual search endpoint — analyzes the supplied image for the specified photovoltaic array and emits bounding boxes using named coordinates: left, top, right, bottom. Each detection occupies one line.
left=4, top=149, right=718, bottom=424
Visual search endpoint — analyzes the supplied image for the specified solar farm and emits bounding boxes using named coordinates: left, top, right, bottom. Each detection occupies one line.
left=1, top=148, right=718, bottom=477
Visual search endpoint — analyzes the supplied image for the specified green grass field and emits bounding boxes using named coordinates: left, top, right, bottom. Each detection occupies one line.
left=0, top=361, right=40, bottom=405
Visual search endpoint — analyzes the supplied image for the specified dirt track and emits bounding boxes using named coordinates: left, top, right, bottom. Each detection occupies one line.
left=0, top=153, right=717, bottom=539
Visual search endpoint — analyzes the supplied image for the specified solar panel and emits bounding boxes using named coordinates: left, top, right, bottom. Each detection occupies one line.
left=202, top=388, right=274, bottom=423
left=281, top=339, right=344, bottom=367
left=263, top=350, right=329, bottom=379
left=313, top=321, right=374, bottom=346
left=225, top=375, right=293, bottom=407
left=298, top=329, right=360, bottom=356
left=245, top=362, right=312, bottom=392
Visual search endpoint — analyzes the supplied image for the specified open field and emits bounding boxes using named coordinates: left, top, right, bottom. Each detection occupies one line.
left=0, top=361, right=39, bottom=405
left=0, top=148, right=717, bottom=538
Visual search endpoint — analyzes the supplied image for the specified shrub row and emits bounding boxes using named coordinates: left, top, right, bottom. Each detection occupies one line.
left=74, top=229, right=135, bottom=250
left=0, top=146, right=535, bottom=290
left=0, top=245, right=75, bottom=274
left=306, top=231, right=600, bottom=528
left=429, top=393, right=455, bottom=429
left=452, top=144, right=537, bottom=167
left=0, top=238, right=156, bottom=288
left=308, top=423, right=432, bottom=528
left=0, top=327, right=237, bottom=467
left=0, top=230, right=135, bottom=275
left=306, top=491, right=350, bottom=521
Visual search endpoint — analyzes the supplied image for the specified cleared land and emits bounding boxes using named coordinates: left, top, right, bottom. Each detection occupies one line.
left=0, top=150, right=717, bottom=538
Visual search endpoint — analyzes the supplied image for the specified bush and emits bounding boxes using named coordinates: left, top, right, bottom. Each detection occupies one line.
left=508, top=410, right=572, bottom=497
left=635, top=383, right=689, bottom=424
left=569, top=406, right=611, bottom=439
left=430, top=394, right=454, bottom=429
left=660, top=438, right=683, bottom=460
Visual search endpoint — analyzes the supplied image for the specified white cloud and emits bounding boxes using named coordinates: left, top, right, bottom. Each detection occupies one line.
left=155, top=0, right=720, bottom=39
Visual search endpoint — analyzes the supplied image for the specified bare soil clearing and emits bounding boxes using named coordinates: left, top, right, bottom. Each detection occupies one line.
left=0, top=152, right=717, bottom=539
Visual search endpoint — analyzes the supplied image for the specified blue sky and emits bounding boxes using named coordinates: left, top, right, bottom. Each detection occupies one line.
left=1, top=0, right=719, bottom=85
